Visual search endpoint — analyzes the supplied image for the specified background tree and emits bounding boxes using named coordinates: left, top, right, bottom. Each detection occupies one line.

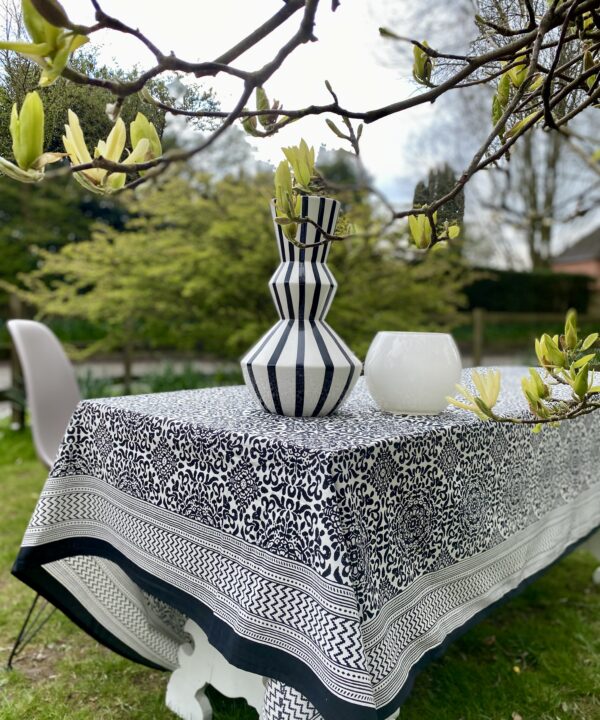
left=6, top=169, right=468, bottom=370
left=385, top=0, right=599, bottom=267
left=0, top=0, right=220, bottom=315
left=413, top=164, right=465, bottom=228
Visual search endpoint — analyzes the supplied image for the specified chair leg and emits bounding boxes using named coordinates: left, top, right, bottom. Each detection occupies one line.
left=6, top=593, right=56, bottom=670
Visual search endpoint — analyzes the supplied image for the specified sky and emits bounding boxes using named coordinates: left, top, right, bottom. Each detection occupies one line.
left=59, top=0, right=434, bottom=204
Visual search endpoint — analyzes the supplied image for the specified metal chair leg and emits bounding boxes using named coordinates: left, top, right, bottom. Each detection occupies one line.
left=6, top=593, right=56, bottom=670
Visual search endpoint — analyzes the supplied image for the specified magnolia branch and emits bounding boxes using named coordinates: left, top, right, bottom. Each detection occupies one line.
left=30, top=0, right=598, bottom=244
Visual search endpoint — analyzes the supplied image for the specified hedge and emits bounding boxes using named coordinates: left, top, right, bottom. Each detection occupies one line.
left=464, top=269, right=592, bottom=313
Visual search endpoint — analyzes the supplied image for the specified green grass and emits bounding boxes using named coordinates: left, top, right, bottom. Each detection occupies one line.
left=0, top=425, right=599, bottom=719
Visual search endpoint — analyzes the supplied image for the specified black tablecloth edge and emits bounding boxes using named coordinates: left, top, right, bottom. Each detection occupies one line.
left=12, top=524, right=599, bottom=720
left=12, top=537, right=378, bottom=720
left=377, top=521, right=600, bottom=719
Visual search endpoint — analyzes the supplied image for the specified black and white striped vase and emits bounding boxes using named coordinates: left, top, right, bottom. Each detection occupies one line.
left=241, top=195, right=362, bottom=417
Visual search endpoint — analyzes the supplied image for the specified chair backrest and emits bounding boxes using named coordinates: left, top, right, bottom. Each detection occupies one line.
left=7, top=320, right=81, bottom=469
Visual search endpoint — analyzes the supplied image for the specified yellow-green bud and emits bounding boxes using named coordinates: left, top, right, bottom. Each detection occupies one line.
left=573, top=364, right=590, bottom=399
left=10, top=91, right=44, bottom=170
left=564, top=309, right=578, bottom=350
left=130, top=112, right=162, bottom=159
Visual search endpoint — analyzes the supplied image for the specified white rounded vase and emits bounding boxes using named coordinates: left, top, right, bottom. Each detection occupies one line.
left=365, top=332, right=462, bottom=415
left=241, top=195, right=362, bottom=417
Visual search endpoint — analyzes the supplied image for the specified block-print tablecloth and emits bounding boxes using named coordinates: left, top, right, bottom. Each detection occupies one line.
left=13, top=368, right=600, bottom=719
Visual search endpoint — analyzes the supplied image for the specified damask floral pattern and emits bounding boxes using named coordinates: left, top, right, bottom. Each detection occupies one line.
left=15, top=368, right=600, bottom=720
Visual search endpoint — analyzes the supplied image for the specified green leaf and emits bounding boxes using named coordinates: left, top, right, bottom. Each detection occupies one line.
left=505, top=112, right=538, bottom=140
left=448, top=225, right=460, bottom=239
left=527, top=73, right=544, bottom=92
left=492, top=95, right=503, bottom=126
left=0, top=155, right=44, bottom=182
left=581, top=332, right=598, bottom=351
left=572, top=353, right=596, bottom=368
left=256, top=87, right=271, bottom=128
left=0, top=40, right=51, bottom=54
left=508, top=55, right=528, bottom=88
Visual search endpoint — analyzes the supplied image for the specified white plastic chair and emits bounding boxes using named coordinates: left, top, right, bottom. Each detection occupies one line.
left=6, top=319, right=81, bottom=668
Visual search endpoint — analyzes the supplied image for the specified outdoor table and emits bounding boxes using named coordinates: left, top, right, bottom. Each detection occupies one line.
left=12, top=367, right=600, bottom=720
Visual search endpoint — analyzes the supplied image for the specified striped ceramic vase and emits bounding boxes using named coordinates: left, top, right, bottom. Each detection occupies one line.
left=241, top=195, right=362, bottom=417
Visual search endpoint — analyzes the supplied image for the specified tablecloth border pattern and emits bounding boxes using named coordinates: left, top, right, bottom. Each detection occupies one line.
left=14, top=519, right=600, bottom=720
left=13, top=478, right=600, bottom=720
left=14, top=536, right=375, bottom=720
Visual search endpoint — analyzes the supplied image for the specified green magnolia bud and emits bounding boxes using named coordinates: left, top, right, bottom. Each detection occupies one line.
left=497, top=72, right=511, bottom=106
left=528, top=368, right=549, bottom=399
left=573, top=363, right=590, bottom=399
left=508, top=55, right=528, bottom=87
left=283, top=222, right=298, bottom=243
left=540, top=334, right=566, bottom=368
left=130, top=112, right=162, bottom=159
left=274, top=160, right=294, bottom=218
left=491, top=95, right=503, bottom=126
left=10, top=91, right=44, bottom=170
left=256, top=87, right=271, bottom=128
left=139, top=88, right=157, bottom=105
left=413, top=42, right=433, bottom=84
left=30, top=0, right=72, bottom=29
left=282, top=139, right=315, bottom=191
left=408, top=213, right=432, bottom=249
left=584, top=50, right=597, bottom=90
left=326, top=118, right=347, bottom=140
left=564, top=309, right=578, bottom=350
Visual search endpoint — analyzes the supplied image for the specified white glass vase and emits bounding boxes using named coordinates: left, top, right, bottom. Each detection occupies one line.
left=365, top=331, right=462, bottom=415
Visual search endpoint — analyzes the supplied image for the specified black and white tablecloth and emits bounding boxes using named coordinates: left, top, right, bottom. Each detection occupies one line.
left=13, top=368, right=600, bottom=719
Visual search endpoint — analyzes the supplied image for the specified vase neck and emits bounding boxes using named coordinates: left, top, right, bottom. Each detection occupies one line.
left=272, top=195, right=339, bottom=263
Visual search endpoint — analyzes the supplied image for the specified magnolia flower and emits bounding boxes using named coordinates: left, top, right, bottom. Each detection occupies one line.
left=63, top=110, right=153, bottom=195
left=0, top=0, right=88, bottom=87
left=0, top=91, right=63, bottom=182
left=130, top=112, right=162, bottom=160
left=408, top=211, right=437, bottom=250
left=282, top=139, right=315, bottom=191
left=447, top=369, right=501, bottom=420
left=274, top=159, right=302, bottom=242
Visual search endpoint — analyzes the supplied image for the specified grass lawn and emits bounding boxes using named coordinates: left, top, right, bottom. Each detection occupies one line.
left=0, top=423, right=599, bottom=720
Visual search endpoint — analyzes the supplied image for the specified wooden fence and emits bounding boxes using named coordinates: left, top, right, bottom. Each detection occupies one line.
left=468, top=309, right=600, bottom=365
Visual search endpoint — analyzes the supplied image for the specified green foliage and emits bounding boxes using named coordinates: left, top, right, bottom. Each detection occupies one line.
left=0, top=48, right=218, bottom=160
left=464, top=269, right=592, bottom=313
left=9, top=169, right=468, bottom=361
left=328, top=240, right=467, bottom=358
left=0, top=174, right=106, bottom=307
left=273, top=139, right=320, bottom=242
